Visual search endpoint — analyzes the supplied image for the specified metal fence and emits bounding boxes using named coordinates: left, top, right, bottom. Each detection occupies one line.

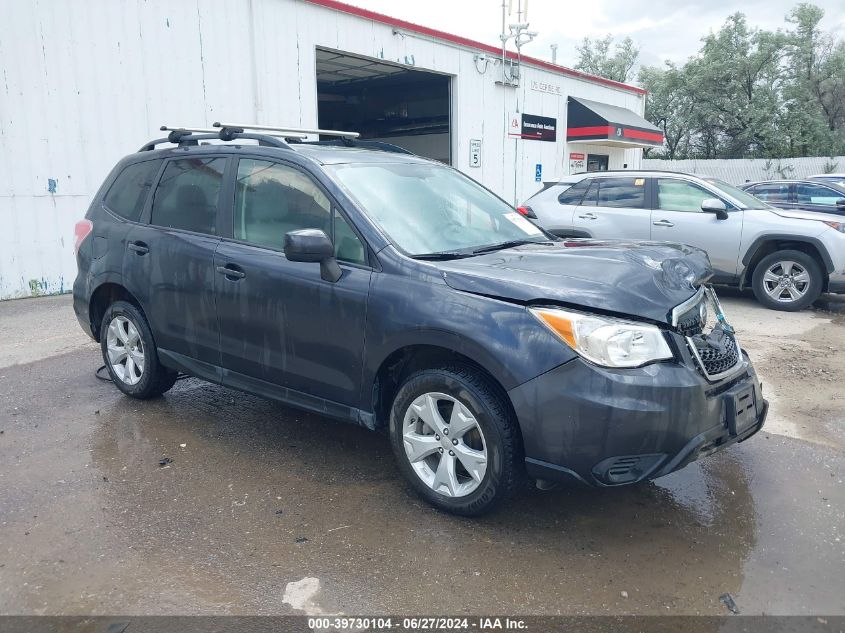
left=642, top=156, right=845, bottom=185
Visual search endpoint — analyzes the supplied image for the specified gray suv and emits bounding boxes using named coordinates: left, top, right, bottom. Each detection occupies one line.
left=73, top=126, right=767, bottom=515
left=523, top=171, right=845, bottom=311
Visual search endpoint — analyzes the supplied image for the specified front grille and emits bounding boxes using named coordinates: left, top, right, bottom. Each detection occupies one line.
left=675, top=286, right=743, bottom=382
left=677, top=313, right=704, bottom=337
left=692, top=332, right=740, bottom=376
left=675, top=294, right=707, bottom=337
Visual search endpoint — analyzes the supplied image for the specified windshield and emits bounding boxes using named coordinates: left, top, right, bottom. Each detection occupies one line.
left=327, top=163, right=550, bottom=256
left=704, top=178, right=771, bottom=210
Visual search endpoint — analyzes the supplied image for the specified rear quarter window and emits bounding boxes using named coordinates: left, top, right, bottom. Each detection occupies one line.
left=102, top=160, right=163, bottom=222
left=558, top=179, right=590, bottom=205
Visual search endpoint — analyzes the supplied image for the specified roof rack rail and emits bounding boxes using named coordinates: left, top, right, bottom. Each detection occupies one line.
left=213, top=122, right=360, bottom=139
left=296, top=138, right=414, bottom=155
left=138, top=125, right=304, bottom=152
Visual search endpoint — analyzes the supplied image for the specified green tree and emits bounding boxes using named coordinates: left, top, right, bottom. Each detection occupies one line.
left=638, top=65, right=696, bottom=159
left=574, top=35, right=640, bottom=83
left=782, top=4, right=845, bottom=155
left=592, top=3, right=845, bottom=159
left=685, top=13, right=784, bottom=157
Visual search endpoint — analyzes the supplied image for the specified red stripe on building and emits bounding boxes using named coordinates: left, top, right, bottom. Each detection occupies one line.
left=622, top=128, right=664, bottom=142
left=566, top=126, right=614, bottom=138
left=303, top=0, right=647, bottom=95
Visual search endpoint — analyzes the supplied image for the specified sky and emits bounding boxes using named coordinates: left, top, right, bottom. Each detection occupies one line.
left=342, top=0, right=845, bottom=76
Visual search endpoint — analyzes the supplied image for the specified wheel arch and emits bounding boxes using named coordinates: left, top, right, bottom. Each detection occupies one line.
left=740, top=235, right=832, bottom=290
left=88, top=281, right=145, bottom=342
left=370, top=343, right=521, bottom=437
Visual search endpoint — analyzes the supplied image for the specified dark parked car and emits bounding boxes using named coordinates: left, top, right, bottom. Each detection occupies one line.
left=73, top=124, right=767, bottom=515
left=809, top=173, right=845, bottom=188
left=742, top=179, right=845, bottom=216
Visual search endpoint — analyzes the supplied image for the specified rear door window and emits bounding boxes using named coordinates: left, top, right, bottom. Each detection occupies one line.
left=795, top=183, right=841, bottom=205
left=749, top=183, right=790, bottom=203
left=597, top=177, right=646, bottom=209
left=579, top=180, right=599, bottom=207
left=150, top=157, right=227, bottom=234
left=103, top=160, right=162, bottom=222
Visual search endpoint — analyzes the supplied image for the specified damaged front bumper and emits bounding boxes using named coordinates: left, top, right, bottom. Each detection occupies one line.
left=509, top=336, right=768, bottom=487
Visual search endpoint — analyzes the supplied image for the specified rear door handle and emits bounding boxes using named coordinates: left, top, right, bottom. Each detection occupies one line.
left=128, top=241, right=149, bottom=255
left=216, top=265, right=246, bottom=280
left=577, top=212, right=597, bottom=220
left=653, top=219, right=674, bottom=227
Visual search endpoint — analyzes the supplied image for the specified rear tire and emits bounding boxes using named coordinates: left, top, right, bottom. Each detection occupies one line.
left=389, top=365, right=522, bottom=516
left=751, top=250, right=822, bottom=311
left=100, top=301, right=178, bottom=399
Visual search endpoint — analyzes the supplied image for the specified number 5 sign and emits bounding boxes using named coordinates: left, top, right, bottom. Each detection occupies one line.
left=469, top=139, right=481, bottom=168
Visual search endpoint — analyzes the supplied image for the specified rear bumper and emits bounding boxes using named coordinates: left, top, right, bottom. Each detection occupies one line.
left=72, top=272, right=96, bottom=340
left=509, top=351, right=767, bottom=487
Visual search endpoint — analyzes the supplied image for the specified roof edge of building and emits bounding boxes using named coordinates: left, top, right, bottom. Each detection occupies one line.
left=302, top=0, right=647, bottom=96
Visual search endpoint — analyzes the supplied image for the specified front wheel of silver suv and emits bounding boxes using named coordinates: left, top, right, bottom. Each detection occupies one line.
left=751, top=250, right=823, bottom=312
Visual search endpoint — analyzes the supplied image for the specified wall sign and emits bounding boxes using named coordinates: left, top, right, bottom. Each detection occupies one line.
left=569, top=151, right=585, bottom=174
left=469, top=139, right=482, bottom=168
left=535, top=164, right=543, bottom=182
left=507, top=112, right=557, bottom=142
left=530, top=80, right=562, bottom=96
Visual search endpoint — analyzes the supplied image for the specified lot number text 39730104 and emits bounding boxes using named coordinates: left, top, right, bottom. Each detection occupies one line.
left=307, top=617, right=528, bottom=631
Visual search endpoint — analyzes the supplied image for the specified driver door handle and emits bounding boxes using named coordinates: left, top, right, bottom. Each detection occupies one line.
left=216, top=265, right=246, bottom=280
left=653, top=219, right=674, bottom=227
left=578, top=212, right=597, bottom=220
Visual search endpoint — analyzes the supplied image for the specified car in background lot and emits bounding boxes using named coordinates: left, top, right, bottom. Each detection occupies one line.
left=522, top=170, right=845, bottom=311
left=741, top=179, right=845, bottom=217
left=73, top=126, right=768, bottom=516
left=516, top=175, right=585, bottom=219
left=810, top=173, right=845, bottom=188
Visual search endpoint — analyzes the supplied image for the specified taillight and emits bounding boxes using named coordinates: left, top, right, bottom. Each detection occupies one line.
left=74, top=219, right=93, bottom=254
left=517, top=206, right=537, bottom=219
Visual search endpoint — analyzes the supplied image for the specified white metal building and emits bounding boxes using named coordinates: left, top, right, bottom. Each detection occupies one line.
left=0, top=0, right=661, bottom=300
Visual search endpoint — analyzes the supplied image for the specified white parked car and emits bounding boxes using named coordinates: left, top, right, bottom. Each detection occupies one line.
left=521, top=170, right=845, bottom=311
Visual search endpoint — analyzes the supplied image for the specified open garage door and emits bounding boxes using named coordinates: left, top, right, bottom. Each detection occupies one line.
left=316, top=49, right=451, bottom=164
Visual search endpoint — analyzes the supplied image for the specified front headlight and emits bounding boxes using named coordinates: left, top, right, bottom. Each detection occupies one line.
left=529, top=307, right=674, bottom=368
left=822, top=221, right=845, bottom=233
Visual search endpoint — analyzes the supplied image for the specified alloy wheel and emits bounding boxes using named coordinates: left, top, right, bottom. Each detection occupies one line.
left=762, top=260, right=811, bottom=303
left=402, top=392, right=488, bottom=497
left=106, top=315, right=145, bottom=385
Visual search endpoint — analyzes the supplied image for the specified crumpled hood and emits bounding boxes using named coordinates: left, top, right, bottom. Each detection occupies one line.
left=436, top=240, right=712, bottom=324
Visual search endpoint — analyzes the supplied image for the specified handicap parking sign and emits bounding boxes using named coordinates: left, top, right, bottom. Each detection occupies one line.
left=535, top=164, right=542, bottom=182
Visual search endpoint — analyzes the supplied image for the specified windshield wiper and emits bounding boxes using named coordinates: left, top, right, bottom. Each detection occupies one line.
left=411, top=252, right=475, bottom=261
left=472, top=239, right=553, bottom=255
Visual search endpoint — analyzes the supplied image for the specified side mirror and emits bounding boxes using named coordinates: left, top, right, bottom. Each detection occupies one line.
left=283, top=229, right=342, bottom=282
left=836, top=198, right=845, bottom=208
left=701, top=198, right=729, bottom=220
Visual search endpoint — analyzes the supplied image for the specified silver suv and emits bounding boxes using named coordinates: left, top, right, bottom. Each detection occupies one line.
left=522, top=171, right=845, bottom=311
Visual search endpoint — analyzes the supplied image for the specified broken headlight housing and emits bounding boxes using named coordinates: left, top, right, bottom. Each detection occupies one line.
left=529, top=307, right=673, bottom=368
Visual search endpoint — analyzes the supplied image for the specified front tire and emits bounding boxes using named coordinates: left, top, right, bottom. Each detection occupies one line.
left=100, top=301, right=178, bottom=399
left=751, top=250, right=823, bottom=311
left=389, top=365, right=522, bottom=516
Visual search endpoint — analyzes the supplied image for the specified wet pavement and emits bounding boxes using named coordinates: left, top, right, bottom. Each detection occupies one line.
left=0, top=294, right=843, bottom=615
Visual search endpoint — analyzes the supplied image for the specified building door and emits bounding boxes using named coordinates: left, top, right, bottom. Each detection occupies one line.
left=316, top=48, right=452, bottom=164
left=587, top=154, right=609, bottom=171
